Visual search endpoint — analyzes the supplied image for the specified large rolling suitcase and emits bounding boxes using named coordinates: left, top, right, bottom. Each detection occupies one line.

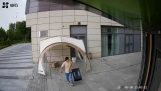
left=72, top=68, right=82, bottom=81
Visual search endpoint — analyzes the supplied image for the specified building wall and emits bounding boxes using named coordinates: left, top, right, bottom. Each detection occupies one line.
left=26, top=10, right=123, bottom=63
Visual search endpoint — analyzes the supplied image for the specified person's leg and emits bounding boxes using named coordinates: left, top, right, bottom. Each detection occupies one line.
left=69, top=72, right=74, bottom=86
left=65, top=73, right=70, bottom=82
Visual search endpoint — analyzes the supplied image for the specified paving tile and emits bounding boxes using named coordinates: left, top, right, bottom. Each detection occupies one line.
left=47, top=79, right=59, bottom=91
left=0, top=43, right=142, bottom=91
left=0, top=43, right=33, bottom=91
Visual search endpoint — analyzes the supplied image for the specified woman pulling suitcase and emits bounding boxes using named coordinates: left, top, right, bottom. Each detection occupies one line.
left=60, top=57, right=82, bottom=87
left=60, top=57, right=74, bottom=86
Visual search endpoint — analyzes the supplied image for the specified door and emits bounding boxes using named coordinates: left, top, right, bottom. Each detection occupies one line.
left=70, top=25, right=87, bottom=60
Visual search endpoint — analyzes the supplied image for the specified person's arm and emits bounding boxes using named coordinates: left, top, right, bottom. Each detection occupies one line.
left=69, top=61, right=73, bottom=71
left=60, top=62, right=65, bottom=73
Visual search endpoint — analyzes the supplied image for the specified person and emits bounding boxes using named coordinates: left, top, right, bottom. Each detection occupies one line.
left=60, top=57, right=74, bottom=86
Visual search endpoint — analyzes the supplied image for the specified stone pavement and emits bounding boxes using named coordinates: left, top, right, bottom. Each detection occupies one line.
left=0, top=43, right=142, bottom=91
left=0, top=43, right=33, bottom=91
left=27, top=53, right=142, bottom=90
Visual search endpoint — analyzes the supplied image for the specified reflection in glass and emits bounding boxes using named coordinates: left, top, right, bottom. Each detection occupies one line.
left=50, top=3, right=63, bottom=11
left=159, top=81, right=161, bottom=91
left=29, top=7, right=38, bottom=13
left=39, top=6, right=50, bottom=12
left=29, top=1, right=39, bottom=7
left=101, top=26, right=141, bottom=57
left=26, top=0, right=103, bottom=15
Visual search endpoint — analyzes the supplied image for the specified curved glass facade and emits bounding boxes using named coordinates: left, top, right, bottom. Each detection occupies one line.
left=26, top=0, right=89, bottom=14
left=26, top=0, right=141, bottom=30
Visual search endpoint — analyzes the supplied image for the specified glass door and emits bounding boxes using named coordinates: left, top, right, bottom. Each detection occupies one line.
left=70, top=25, right=87, bottom=61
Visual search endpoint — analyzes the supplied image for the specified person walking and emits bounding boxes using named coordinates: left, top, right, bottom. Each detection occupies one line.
left=60, top=57, right=74, bottom=86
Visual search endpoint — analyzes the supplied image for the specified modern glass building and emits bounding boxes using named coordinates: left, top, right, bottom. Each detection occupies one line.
left=26, top=0, right=141, bottom=63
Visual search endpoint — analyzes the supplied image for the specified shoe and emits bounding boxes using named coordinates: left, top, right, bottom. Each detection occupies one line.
left=66, top=81, right=70, bottom=84
left=69, top=83, right=74, bottom=87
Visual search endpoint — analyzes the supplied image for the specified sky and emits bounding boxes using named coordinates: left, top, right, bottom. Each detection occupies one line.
left=0, top=0, right=27, bottom=30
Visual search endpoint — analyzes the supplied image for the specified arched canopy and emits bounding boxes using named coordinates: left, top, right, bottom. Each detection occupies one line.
left=38, top=37, right=91, bottom=75
left=40, top=37, right=86, bottom=54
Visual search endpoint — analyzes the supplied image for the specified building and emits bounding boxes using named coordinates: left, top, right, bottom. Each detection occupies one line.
left=26, top=0, right=141, bottom=64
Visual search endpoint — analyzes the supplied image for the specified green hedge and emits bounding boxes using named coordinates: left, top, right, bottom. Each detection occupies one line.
left=0, top=40, right=31, bottom=49
left=0, top=40, right=11, bottom=45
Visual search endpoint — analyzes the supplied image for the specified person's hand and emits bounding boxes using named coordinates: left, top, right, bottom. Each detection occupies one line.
left=60, top=70, right=63, bottom=73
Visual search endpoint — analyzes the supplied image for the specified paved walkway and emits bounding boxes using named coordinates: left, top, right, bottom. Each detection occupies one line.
left=0, top=43, right=33, bottom=91
left=0, top=43, right=142, bottom=91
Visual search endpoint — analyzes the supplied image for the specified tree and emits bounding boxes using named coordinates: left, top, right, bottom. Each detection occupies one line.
left=6, top=29, right=14, bottom=41
left=9, top=23, right=15, bottom=31
left=6, top=23, right=16, bottom=41
left=0, top=27, right=7, bottom=41
left=6, top=21, right=31, bottom=42
left=0, top=21, right=31, bottom=49
left=15, top=21, right=29, bottom=41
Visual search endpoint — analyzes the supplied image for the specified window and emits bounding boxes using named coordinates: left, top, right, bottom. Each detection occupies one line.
left=125, top=34, right=134, bottom=53
left=101, top=26, right=124, bottom=56
left=70, top=25, right=87, bottom=58
left=101, top=26, right=141, bottom=57
left=134, top=34, right=141, bottom=52
left=39, top=30, right=48, bottom=38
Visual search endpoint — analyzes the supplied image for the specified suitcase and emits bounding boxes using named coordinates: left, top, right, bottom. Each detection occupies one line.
left=72, top=68, right=82, bottom=81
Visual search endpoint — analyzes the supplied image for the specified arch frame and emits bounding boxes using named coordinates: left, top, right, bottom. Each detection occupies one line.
left=38, top=37, right=91, bottom=75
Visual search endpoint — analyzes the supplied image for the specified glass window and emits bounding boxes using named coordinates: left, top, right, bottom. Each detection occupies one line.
left=101, top=31, right=108, bottom=57
left=29, top=7, right=38, bottom=13
left=29, top=1, right=39, bottom=7
left=101, top=26, right=141, bottom=57
left=39, top=30, right=48, bottom=38
left=39, top=6, right=50, bottom=12
left=116, top=28, right=124, bottom=33
left=134, top=34, right=141, bottom=52
left=50, top=4, right=63, bottom=11
left=125, top=34, right=134, bottom=53
left=39, top=1, right=50, bottom=7
left=70, top=26, right=87, bottom=35
left=30, top=0, right=38, bottom=2
left=151, top=50, right=161, bottom=91
left=125, top=29, right=133, bottom=34
left=63, top=5, right=74, bottom=10
left=117, top=34, right=125, bottom=54
left=108, top=34, right=112, bottom=55
left=74, top=3, right=86, bottom=10
left=158, top=80, right=161, bottom=91
left=134, top=30, right=141, bottom=34
left=51, top=0, right=62, bottom=3
left=70, top=26, right=87, bottom=58
left=101, top=26, right=124, bottom=56
left=62, top=0, right=75, bottom=10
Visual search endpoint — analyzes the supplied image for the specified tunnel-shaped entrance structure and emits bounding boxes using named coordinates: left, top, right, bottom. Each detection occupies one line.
left=38, top=36, right=91, bottom=75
